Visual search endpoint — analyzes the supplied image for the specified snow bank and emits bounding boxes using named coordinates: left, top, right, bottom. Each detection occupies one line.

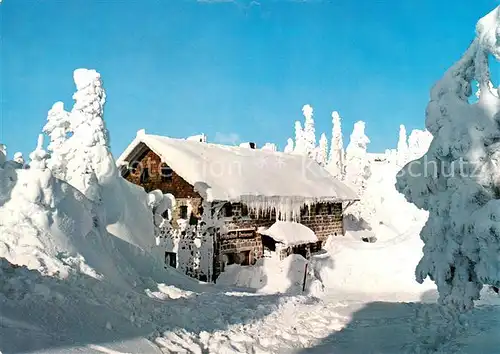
left=258, top=221, right=318, bottom=246
left=313, top=224, right=436, bottom=300
left=217, top=254, right=324, bottom=296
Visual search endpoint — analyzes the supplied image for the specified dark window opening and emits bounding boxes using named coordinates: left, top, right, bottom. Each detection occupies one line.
left=261, top=235, right=276, bottom=252
left=301, top=205, right=308, bottom=217
left=129, top=162, right=140, bottom=175
left=224, top=251, right=250, bottom=266
left=189, top=213, right=199, bottom=225
left=179, top=205, right=188, bottom=219
left=224, top=203, right=233, bottom=217
left=241, top=204, right=249, bottom=217
left=165, top=252, right=177, bottom=268
left=160, top=163, right=173, bottom=182
left=327, top=203, right=333, bottom=215
left=140, top=168, right=150, bottom=183
left=315, top=203, right=322, bottom=215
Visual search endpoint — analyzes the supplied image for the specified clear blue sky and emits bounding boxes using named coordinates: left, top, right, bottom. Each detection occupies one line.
left=1, top=0, right=498, bottom=157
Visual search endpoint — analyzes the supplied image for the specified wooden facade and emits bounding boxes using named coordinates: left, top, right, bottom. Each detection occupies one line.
left=121, top=145, right=345, bottom=281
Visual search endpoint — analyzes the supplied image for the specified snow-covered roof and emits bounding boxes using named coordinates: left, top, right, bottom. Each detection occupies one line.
left=117, top=132, right=358, bottom=208
left=258, top=221, right=318, bottom=246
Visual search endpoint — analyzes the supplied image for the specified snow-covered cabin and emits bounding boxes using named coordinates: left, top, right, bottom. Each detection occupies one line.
left=117, top=131, right=358, bottom=281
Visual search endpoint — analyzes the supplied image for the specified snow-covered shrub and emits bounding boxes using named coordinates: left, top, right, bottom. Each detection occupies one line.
left=261, top=142, right=277, bottom=152
left=396, top=6, right=500, bottom=312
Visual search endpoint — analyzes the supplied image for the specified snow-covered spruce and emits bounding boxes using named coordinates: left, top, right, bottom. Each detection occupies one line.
left=317, top=133, right=328, bottom=166
left=302, top=104, right=316, bottom=159
left=344, top=121, right=371, bottom=195
left=63, top=69, right=115, bottom=203
left=397, top=6, right=500, bottom=312
left=43, top=101, right=70, bottom=179
left=327, top=111, right=345, bottom=179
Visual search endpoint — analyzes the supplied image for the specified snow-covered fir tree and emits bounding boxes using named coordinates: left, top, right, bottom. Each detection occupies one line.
left=283, top=138, right=294, bottom=154
left=397, top=7, right=500, bottom=314
left=63, top=68, right=115, bottom=203
left=302, top=104, right=316, bottom=158
left=345, top=121, right=371, bottom=195
left=327, top=111, right=344, bottom=178
left=396, top=124, right=409, bottom=166
left=317, top=133, right=328, bottom=166
left=43, top=101, right=70, bottom=178
left=293, top=121, right=306, bottom=155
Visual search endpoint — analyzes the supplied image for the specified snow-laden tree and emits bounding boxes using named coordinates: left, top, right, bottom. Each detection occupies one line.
left=29, top=134, right=49, bottom=170
left=61, top=69, right=115, bottom=203
left=475, top=80, right=498, bottom=99
left=327, top=111, right=344, bottom=178
left=408, top=129, right=433, bottom=161
left=345, top=121, right=371, bottom=194
left=317, top=133, right=328, bottom=166
left=396, top=124, right=409, bottom=166
left=43, top=101, right=70, bottom=178
left=284, top=138, right=294, bottom=154
left=302, top=104, right=316, bottom=158
left=396, top=6, right=500, bottom=313
left=13, top=152, right=24, bottom=167
left=293, top=121, right=306, bottom=155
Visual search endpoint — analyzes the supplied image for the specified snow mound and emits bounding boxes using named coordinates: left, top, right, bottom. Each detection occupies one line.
left=313, top=220, right=436, bottom=300
left=217, top=254, right=324, bottom=296
left=258, top=221, right=318, bottom=246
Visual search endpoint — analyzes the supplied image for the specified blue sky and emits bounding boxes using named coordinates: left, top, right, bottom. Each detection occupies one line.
left=1, top=0, right=498, bottom=157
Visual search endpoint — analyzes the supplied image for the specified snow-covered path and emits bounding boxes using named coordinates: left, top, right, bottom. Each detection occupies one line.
left=153, top=290, right=500, bottom=354
left=3, top=255, right=500, bottom=354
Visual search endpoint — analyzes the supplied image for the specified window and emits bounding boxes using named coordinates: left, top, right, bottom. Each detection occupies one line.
left=198, top=205, right=204, bottom=216
left=140, top=167, right=149, bottom=183
left=164, top=252, right=177, bottom=268
left=315, top=203, right=322, bottom=216
left=160, top=163, right=173, bottom=182
left=179, top=205, right=188, bottom=219
left=241, top=204, right=249, bottom=217
left=224, top=203, right=233, bottom=217
left=129, top=161, right=140, bottom=175
left=327, top=203, right=333, bottom=215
